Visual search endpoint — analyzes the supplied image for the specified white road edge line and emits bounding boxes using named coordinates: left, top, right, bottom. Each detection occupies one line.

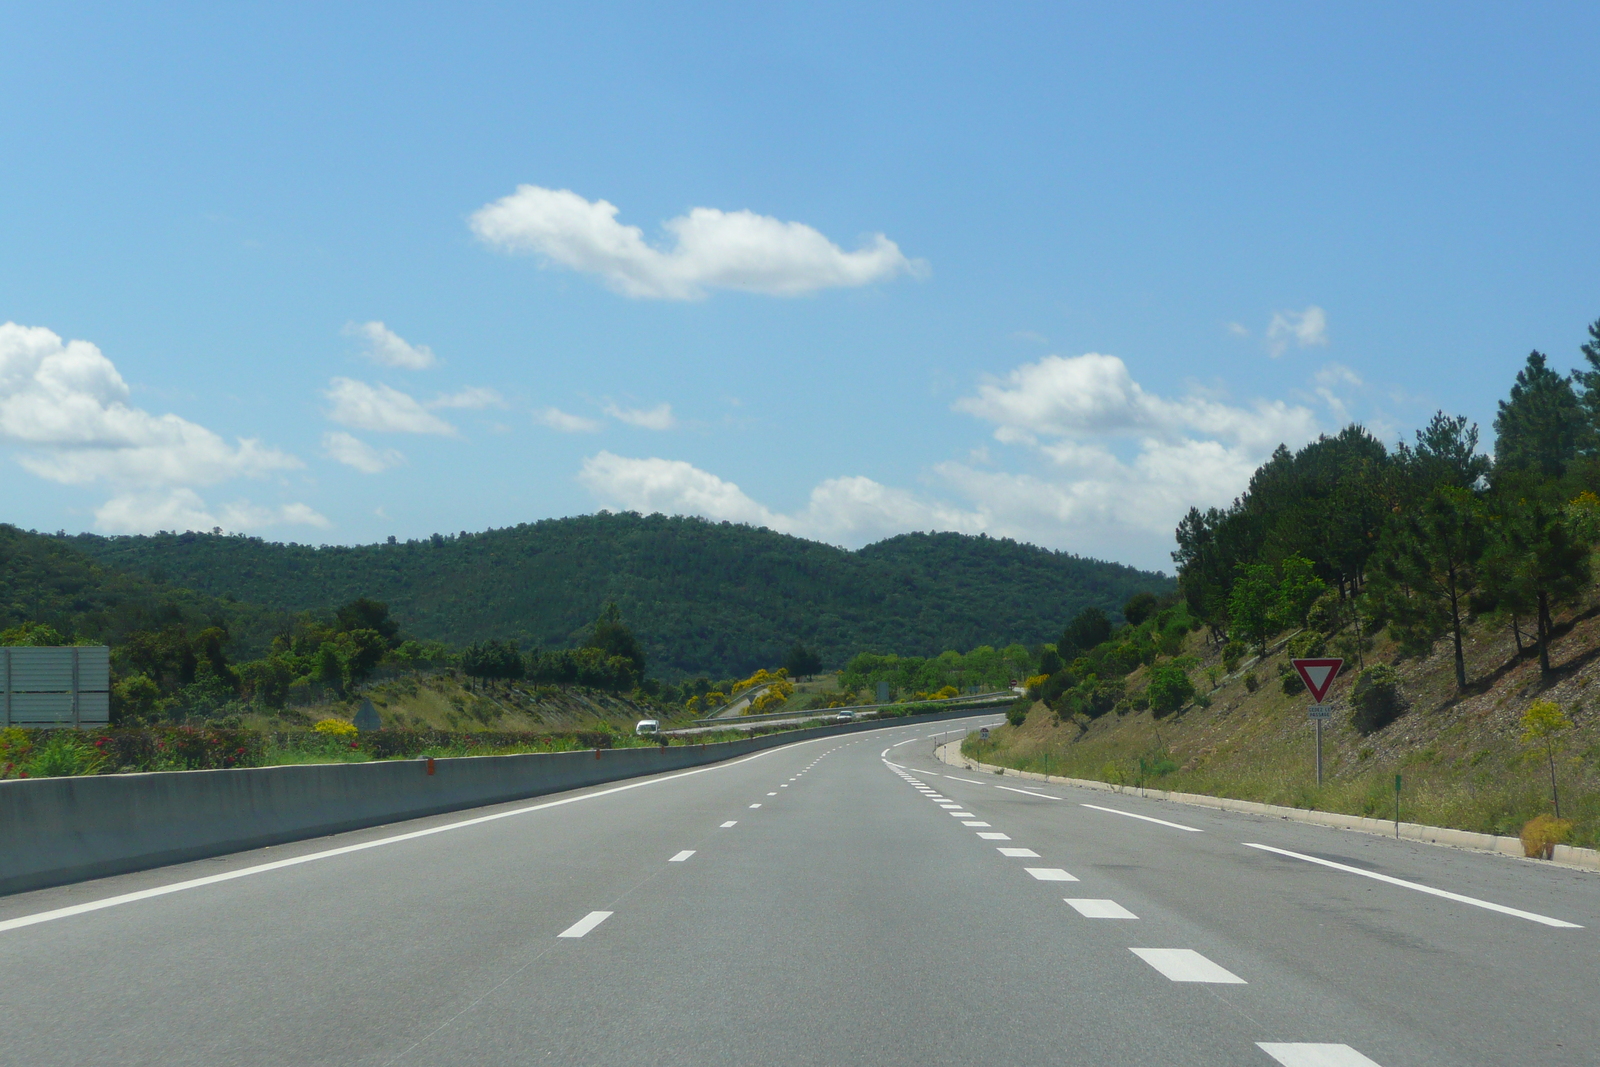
left=558, top=911, right=614, bottom=938
left=668, top=850, right=695, bottom=862
left=1081, top=803, right=1203, bottom=832
left=1244, top=842, right=1583, bottom=928
left=1256, top=1042, right=1384, bottom=1067
left=943, top=775, right=984, bottom=784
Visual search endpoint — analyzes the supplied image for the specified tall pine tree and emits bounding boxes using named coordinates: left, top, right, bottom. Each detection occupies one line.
left=1493, top=352, right=1583, bottom=477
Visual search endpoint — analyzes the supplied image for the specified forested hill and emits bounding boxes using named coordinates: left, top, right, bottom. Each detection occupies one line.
left=62, top=513, right=1170, bottom=678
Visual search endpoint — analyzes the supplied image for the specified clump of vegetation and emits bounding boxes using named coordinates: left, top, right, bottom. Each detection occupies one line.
left=1350, top=665, right=1406, bottom=735
left=1520, top=814, right=1573, bottom=859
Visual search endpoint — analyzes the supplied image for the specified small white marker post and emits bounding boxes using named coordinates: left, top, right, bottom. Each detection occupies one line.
left=1291, top=658, right=1343, bottom=787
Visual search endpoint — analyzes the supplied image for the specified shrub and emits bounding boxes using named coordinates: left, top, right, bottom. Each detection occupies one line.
left=1285, top=630, right=1327, bottom=659
left=1147, top=664, right=1195, bottom=717
left=313, top=718, right=359, bottom=740
left=1520, top=814, right=1573, bottom=859
left=1006, top=696, right=1031, bottom=727
left=1243, top=671, right=1259, bottom=693
left=1281, top=671, right=1306, bottom=696
left=1350, top=665, right=1406, bottom=735
left=1222, top=641, right=1247, bottom=674
left=27, top=733, right=103, bottom=778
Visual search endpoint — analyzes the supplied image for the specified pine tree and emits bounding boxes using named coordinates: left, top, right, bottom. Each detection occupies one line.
left=1369, top=487, right=1485, bottom=689
left=1493, top=352, right=1583, bottom=477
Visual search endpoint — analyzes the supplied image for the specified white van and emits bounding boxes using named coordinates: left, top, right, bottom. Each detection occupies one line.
left=635, top=719, right=660, bottom=736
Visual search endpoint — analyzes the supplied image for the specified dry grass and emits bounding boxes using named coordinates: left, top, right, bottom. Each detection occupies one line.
left=965, top=601, right=1600, bottom=848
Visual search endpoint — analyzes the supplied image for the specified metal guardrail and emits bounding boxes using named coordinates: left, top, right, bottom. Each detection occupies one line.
left=690, top=690, right=1016, bottom=726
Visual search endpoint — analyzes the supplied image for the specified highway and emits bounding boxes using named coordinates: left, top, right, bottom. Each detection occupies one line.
left=2, top=711, right=1596, bottom=1066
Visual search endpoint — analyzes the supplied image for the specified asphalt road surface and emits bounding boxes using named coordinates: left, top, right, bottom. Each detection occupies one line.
left=3, top=712, right=1596, bottom=1066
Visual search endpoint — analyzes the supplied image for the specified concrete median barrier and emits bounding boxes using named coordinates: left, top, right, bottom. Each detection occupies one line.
left=0, top=708, right=997, bottom=896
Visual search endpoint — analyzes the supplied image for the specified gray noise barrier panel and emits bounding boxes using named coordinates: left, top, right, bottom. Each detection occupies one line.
left=0, top=707, right=991, bottom=896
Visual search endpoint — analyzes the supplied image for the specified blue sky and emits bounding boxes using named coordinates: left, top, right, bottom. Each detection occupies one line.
left=4, top=3, right=1598, bottom=572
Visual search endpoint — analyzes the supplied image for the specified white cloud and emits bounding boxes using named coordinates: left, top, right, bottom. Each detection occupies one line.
left=94, top=489, right=328, bottom=535
left=344, top=321, right=437, bottom=370
left=470, top=185, right=924, bottom=300
left=322, top=431, right=405, bottom=473
left=953, top=352, right=1316, bottom=455
left=942, top=351, right=1325, bottom=568
left=0, top=322, right=300, bottom=488
left=324, top=378, right=456, bottom=435
left=604, top=402, right=676, bottom=430
left=1312, top=362, right=1364, bottom=423
left=428, top=386, right=503, bottom=410
left=1266, top=305, right=1329, bottom=356
left=577, top=452, right=985, bottom=547
left=536, top=407, right=604, bottom=433
left=1226, top=322, right=1250, bottom=336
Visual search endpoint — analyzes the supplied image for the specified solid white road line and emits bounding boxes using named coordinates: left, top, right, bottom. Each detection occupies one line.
left=669, top=850, right=695, bottom=862
left=1244, top=842, right=1583, bottom=928
left=1129, top=948, right=1246, bottom=984
left=962, top=821, right=991, bottom=827
left=1024, top=867, right=1078, bottom=882
left=1081, top=803, right=1203, bottom=832
left=944, top=776, right=984, bottom=784
left=721, top=821, right=738, bottom=828
left=1256, top=1043, right=1383, bottom=1067
left=977, top=832, right=1011, bottom=840
left=997, top=847, right=1041, bottom=858
left=1064, top=898, right=1138, bottom=919
left=558, top=911, right=614, bottom=938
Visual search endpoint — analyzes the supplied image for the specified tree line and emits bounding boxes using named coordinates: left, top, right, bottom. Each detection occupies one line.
left=1172, top=317, right=1600, bottom=693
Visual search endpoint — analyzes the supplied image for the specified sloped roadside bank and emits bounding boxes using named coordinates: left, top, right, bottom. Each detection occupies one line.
left=936, top=741, right=1600, bottom=874
left=1, top=708, right=989, bottom=897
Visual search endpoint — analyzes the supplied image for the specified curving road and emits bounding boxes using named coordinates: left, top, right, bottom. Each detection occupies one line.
left=1, top=712, right=1595, bottom=1066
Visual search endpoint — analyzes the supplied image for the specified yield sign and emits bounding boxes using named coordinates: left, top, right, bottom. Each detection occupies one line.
left=1291, top=658, right=1344, bottom=703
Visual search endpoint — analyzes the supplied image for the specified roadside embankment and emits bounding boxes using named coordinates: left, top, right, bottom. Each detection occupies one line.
left=935, top=741, right=1600, bottom=874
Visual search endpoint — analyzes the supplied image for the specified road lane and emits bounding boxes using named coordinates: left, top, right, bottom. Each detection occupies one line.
left=1, top=713, right=1594, bottom=1065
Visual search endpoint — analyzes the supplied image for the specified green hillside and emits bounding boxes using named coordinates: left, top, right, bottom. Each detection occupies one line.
left=0, top=524, right=284, bottom=653
left=62, top=513, right=1170, bottom=677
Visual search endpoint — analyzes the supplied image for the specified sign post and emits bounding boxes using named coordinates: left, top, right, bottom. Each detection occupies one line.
left=1291, top=658, right=1343, bottom=787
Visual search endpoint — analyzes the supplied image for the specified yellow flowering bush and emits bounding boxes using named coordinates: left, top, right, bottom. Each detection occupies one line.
left=312, top=718, right=358, bottom=739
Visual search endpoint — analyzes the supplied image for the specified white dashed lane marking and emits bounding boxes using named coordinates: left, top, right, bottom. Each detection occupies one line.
left=977, top=832, right=1011, bottom=840
left=1024, top=867, right=1078, bottom=882
left=1064, top=898, right=1137, bottom=919
left=962, top=821, right=991, bottom=827
left=1256, top=1044, right=1384, bottom=1067
left=557, top=911, right=613, bottom=939
left=997, top=847, right=1040, bottom=858
left=1129, top=948, right=1245, bottom=984
left=669, top=850, right=695, bottom=862
left=749, top=803, right=762, bottom=809
left=720, top=821, right=737, bottom=828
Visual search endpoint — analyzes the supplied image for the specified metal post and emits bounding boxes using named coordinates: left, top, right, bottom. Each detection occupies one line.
left=1315, top=719, right=1323, bottom=786
left=1394, top=774, right=1402, bottom=837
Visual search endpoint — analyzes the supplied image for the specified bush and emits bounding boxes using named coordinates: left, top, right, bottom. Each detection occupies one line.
left=1147, top=664, right=1196, bottom=718
left=1006, top=696, right=1031, bottom=727
left=1350, top=665, right=1406, bottom=735
left=1243, top=671, right=1259, bottom=693
left=313, top=718, right=359, bottom=739
left=27, top=733, right=103, bottom=778
left=1281, top=670, right=1306, bottom=696
left=1285, top=630, right=1327, bottom=659
left=1520, top=814, right=1573, bottom=859
left=1222, top=641, right=1247, bottom=674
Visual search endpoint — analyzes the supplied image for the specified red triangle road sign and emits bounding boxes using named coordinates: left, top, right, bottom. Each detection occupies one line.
left=1291, top=658, right=1344, bottom=703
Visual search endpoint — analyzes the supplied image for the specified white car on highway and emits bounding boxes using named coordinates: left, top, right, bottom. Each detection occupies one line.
left=634, top=719, right=659, bottom=736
